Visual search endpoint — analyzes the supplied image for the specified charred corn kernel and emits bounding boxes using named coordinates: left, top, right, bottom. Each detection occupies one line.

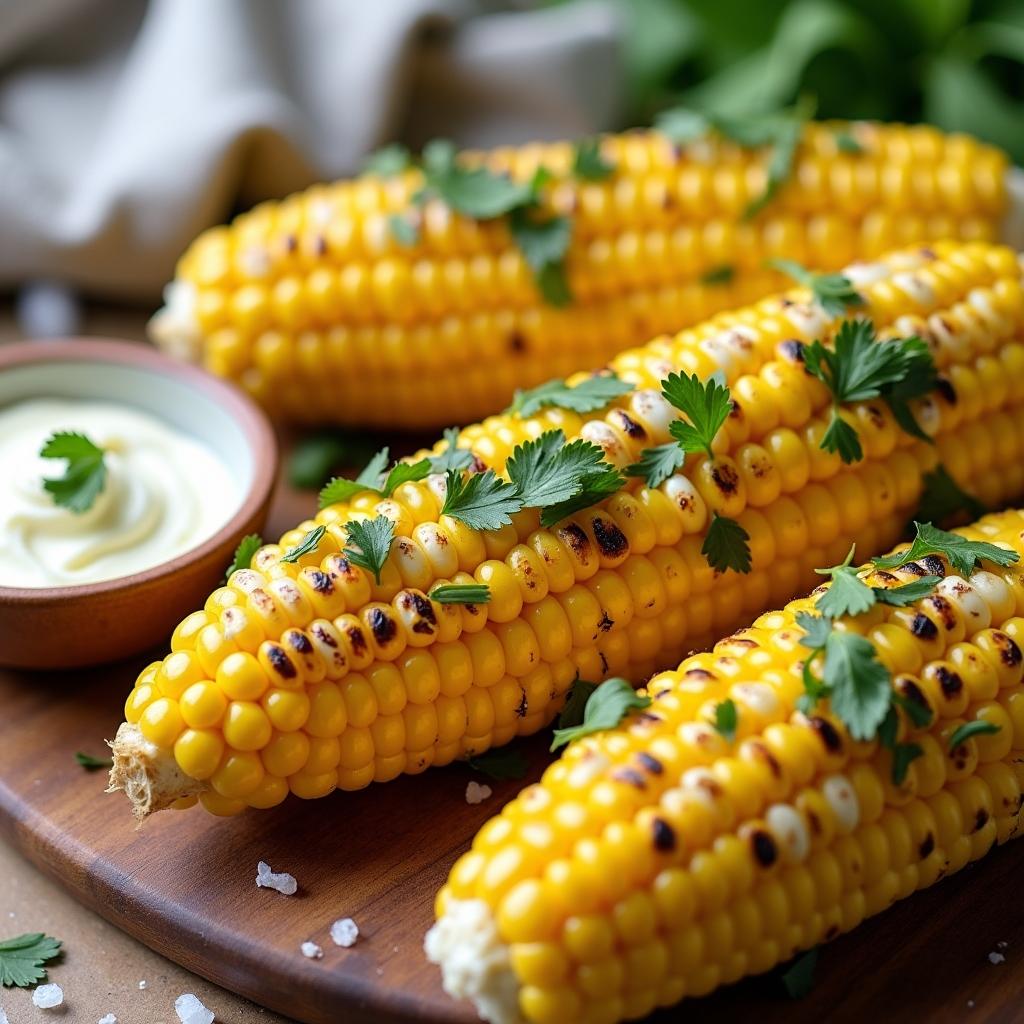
left=427, top=508, right=1024, bottom=1023
left=152, top=126, right=1009, bottom=428
left=114, top=243, right=1024, bottom=820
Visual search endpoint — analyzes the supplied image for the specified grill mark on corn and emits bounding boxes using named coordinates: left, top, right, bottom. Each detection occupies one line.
left=935, top=376, right=957, bottom=404
left=559, top=523, right=592, bottom=561
left=287, top=631, right=313, bottom=655
left=924, top=595, right=957, bottom=629
left=865, top=404, right=886, bottom=429
left=919, top=833, right=935, bottom=858
left=368, top=609, right=397, bottom=645
left=400, top=591, right=438, bottom=633
left=652, top=818, right=676, bottom=852
left=611, top=768, right=646, bottom=790
left=598, top=612, right=614, bottom=633
left=911, top=613, right=938, bottom=640
left=636, top=752, right=664, bottom=775
left=311, top=623, right=337, bottom=647
left=895, top=677, right=931, bottom=720
left=711, top=463, right=739, bottom=496
left=745, top=740, right=782, bottom=778
left=935, top=665, right=963, bottom=698
left=685, top=668, right=715, bottom=680
left=808, top=716, right=843, bottom=754
left=308, top=570, right=334, bottom=595
left=611, top=411, right=646, bottom=441
left=991, top=631, right=1022, bottom=666
left=779, top=339, right=805, bottom=364
left=346, top=625, right=368, bottom=656
left=592, top=516, right=629, bottom=559
left=749, top=829, right=778, bottom=867
left=921, top=555, right=947, bottom=577
left=975, top=809, right=989, bottom=831
left=266, top=645, right=297, bottom=679
left=507, top=332, right=526, bottom=354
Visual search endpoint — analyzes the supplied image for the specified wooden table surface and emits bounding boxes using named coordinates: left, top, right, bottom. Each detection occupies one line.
left=3, top=314, right=1024, bottom=1023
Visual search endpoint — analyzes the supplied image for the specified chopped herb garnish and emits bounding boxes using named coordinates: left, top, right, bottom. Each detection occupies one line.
left=319, top=449, right=431, bottom=508
left=342, top=515, right=395, bottom=584
left=557, top=679, right=598, bottom=730
left=74, top=751, right=112, bottom=771
left=802, top=320, right=936, bottom=463
left=768, top=258, right=864, bottom=317
left=388, top=213, right=419, bottom=246
left=421, top=140, right=533, bottom=218
left=833, top=129, right=864, bottom=154
left=441, top=468, right=522, bottom=531
left=429, top=583, right=491, bottom=605
left=225, top=533, right=262, bottom=579
left=700, top=264, right=735, bottom=286
left=572, top=138, right=614, bottom=181
left=713, top=699, right=738, bottom=742
left=873, top=521, right=1019, bottom=577
left=288, top=431, right=378, bottom=489
left=0, top=933, right=62, bottom=988
left=466, top=745, right=529, bottom=781
left=702, top=513, right=752, bottom=575
left=813, top=544, right=941, bottom=619
left=877, top=707, right=924, bottom=784
left=662, top=370, right=732, bottom=459
left=509, top=374, right=633, bottom=418
left=949, top=720, right=1001, bottom=752
left=362, top=143, right=412, bottom=177
left=917, top=465, right=987, bottom=525
left=540, top=467, right=623, bottom=527
left=380, top=458, right=432, bottom=496
left=430, top=427, right=476, bottom=474
left=550, top=678, right=650, bottom=750
left=509, top=210, right=573, bottom=307
left=625, top=442, right=686, bottom=488
left=280, top=525, right=326, bottom=564
left=779, top=947, right=818, bottom=999
left=40, top=431, right=107, bottom=514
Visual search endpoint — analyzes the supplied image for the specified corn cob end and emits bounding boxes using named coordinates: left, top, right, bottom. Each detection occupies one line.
left=148, top=281, right=202, bottom=364
left=107, top=722, right=206, bottom=821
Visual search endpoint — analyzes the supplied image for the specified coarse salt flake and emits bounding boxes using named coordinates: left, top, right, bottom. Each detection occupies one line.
left=33, top=984, right=64, bottom=1009
left=99, top=1015, right=118, bottom=1024
left=0, top=1006, right=8, bottom=1024
left=989, top=952, right=1006, bottom=965
left=331, top=918, right=359, bottom=948
left=256, top=860, right=298, bottom=896
left=175, top=993, right=215, bottom=1024
left=301, top=941, right=323, bottom=959
left=138, top=980, right=147, bottom=990
left=465, top=781, right=493, bottom=805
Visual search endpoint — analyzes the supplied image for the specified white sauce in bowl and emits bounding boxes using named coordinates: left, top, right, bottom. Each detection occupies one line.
left=0, top=399, right=238, bottom=588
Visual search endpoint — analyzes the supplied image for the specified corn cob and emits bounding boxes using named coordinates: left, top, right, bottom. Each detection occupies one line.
left=149, top=123, right=1009, bottom=427
left=110, top=240, right=1024, bottom=820
left=425, top=507, right=1024, bottom=1024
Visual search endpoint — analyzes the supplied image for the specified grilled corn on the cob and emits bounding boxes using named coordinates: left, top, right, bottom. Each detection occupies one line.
left=149, top=123, right=1009, bottom=427
left=110, top=240, right=1024, bottom=819
left=426, top=507, right=1024, bottom=1024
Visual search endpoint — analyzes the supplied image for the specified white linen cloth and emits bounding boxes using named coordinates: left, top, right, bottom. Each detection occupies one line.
left=0, top=0, right=622, bottom=299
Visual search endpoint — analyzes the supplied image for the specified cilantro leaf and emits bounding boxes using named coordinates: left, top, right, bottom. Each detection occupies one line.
left=540, top=468, right=623, bottom=527
left=796, top=611, right=833, bottom=650
left=833, top=129, right=864, bottom=154
left=819, top=413, right=863, bottom=464
left=550, top=678, right=650, bottom=750
left=814, top=546, right=875, bottom=619
left=422, top=142, right=532, bottom=219
left=892, top=691, right=933, bottom=729
left=0, top=933, right=62, bottom=988
left=281, top=525, right=326, bottom=564
left=873, top=576, right=943, bottom=606
left=429, top=583, right=491, bottom=605
left=700, top=264, right=735, bottom=286
left=509, top=374, right=633, bottom=417
left=713, top=699, right=738, bottom=743
left=509, top=211, right=572, bottom=307
left=823, top=631, right=891, bottom=741
left=557, top=679, right=598, bottom=730
left=342, top=515, right=395, bottom=584
left=288, top=431, right=379, bottom=490
left=949, top=720, right=1001, bottom=752
left=917, top=465, right=987, bottom=525
left=466, top=745, right=529, bottom=781
left=702, top=513, right=751, bottom=575
left=388, top=213, right=419, bottom=246
left=572, top=138, right=614, bottom=181
left=74, top=751, right=112, bottom=770
left=381, top=458, right=431, bottom=497
left=662, top=371, right=732, bottom=459
left=506, top=432, right=608, bottom=508
left=881, top=337, right=938, bottom=442
left=625, top=442, right=686, bottom=488
left=441, top=469, right=523, bottom=531
left=362, top=143, right=412, bottom=177
left=768, top=258, right=864, bottom=318
left=430, top=428, right=476, bottom=474
left=40, top=431, right=107, bottom=514
left=889, top=741, right=924, bottom=785
left=779, top=948, right=818, bottom=999
left=319, top=448, right=392, bottom=508
left=225, top=533, right=262, bottom=579
left=874, top=521, right=1019, bottom=577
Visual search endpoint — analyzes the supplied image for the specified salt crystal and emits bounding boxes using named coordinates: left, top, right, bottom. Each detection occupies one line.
left=989, top=952, right=1006, bottom=965
left=998, top=940, right=1009, bottom=949
left=138, top=980, right=147, bottom=990
left=175, top=993, right=215, bottom=1024
left=0, top=1005, right=8, bottom=1024
left=99, top=1015, right=118, bottom=1024
left=465, top=781, right=493, bottom=805
left=300, top=941, right=323, bottom=959
left=33, top=983, right=64, bottom=1009
left=256, top=860, right=298, bottom=896
left=330, top=918, right=359, bottom=947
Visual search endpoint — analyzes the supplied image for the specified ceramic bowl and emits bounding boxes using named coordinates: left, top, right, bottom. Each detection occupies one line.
left=0, top=339, right=277, bottom=670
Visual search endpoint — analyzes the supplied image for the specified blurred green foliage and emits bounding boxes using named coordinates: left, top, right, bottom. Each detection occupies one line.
left=553, top=0, right=1024, bottom=161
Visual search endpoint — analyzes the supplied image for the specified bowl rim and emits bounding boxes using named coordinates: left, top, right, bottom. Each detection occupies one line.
left=0, top=337, right=277, bottom=604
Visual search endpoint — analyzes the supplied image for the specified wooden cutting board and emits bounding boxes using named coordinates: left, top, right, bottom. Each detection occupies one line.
left=4, top=458, right=1024, bottom=1024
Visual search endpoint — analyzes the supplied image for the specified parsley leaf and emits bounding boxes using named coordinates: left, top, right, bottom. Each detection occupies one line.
left=874, top=521, right=1019, bottom=577
left=362, top=143, right=412, bottom=177
left=550, top=678, right=650, bottom=750
left=572, top=138, right=614, bottom=181
left=768, top=258, right=864, bottom=318
left=429, top=583, right=491, bottom=605
left=466, top=745, right=529, bottom=781
left=779, top=948, right=818, bottom=999
left=876, top=707, right=924, bottom=784
left=796, top=610, right=833, bottom=650
left=430, top=427, right=476, bottom=474
left=662, top=371, right=732, bottom=459
left=506, top=431, right=611, bottom=509
left=422, top=141, right=532, bottom=219
left=700, top=264, right=735, bottom=286
left=702, top=513, right=752, bottom=575
left=625, top=442, right=686, bottom=488
left=557, top=679, right=598, bottom=730
left=833, top=129, right=864, bottom=154
left=40, top=431, right=107, bottom=514
left=342, top=515, right=395, bottom=584
left=713, top=699, right=738, bottom=742
left=74, top=751, right=112, bottom=770
left=226, top=533, right=262, bottom=579
left=281, top=525, right=326, bottom=564
left=509, top=374, right=633, bottom=417
left=509, top=210, right=572, bottom=307
left=540, top=468, right=623, bottom=528
left=881, top=337, right=938, bottom=443
left=814, top=546, right=875, bottom=619
left=873, top=576, right=944, bottom=606
left=288, top=431, right=379, bottom=490
left=0, top=933, right=62, bottom=987
left=949, top=720, right=1001, bottom=752
left=823, top=631, right=892, bottom=741
left=820, top=414, right=863, bottom=463
left=380, top=458, right=432, bottom=496
left=441, top=468, right=523, bottom=531
left=319, top=448, right=392, bottom=508
left=917, top=465, right=987, bottom=525
left=388, top=213, right=419, bottom=246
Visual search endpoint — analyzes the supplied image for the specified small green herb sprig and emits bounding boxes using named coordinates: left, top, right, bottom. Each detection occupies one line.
left=40, top=431, right=107, bottom=514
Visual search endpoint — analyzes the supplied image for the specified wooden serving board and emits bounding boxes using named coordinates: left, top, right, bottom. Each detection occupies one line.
left=4, top=467, right=1024, bottom=1024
